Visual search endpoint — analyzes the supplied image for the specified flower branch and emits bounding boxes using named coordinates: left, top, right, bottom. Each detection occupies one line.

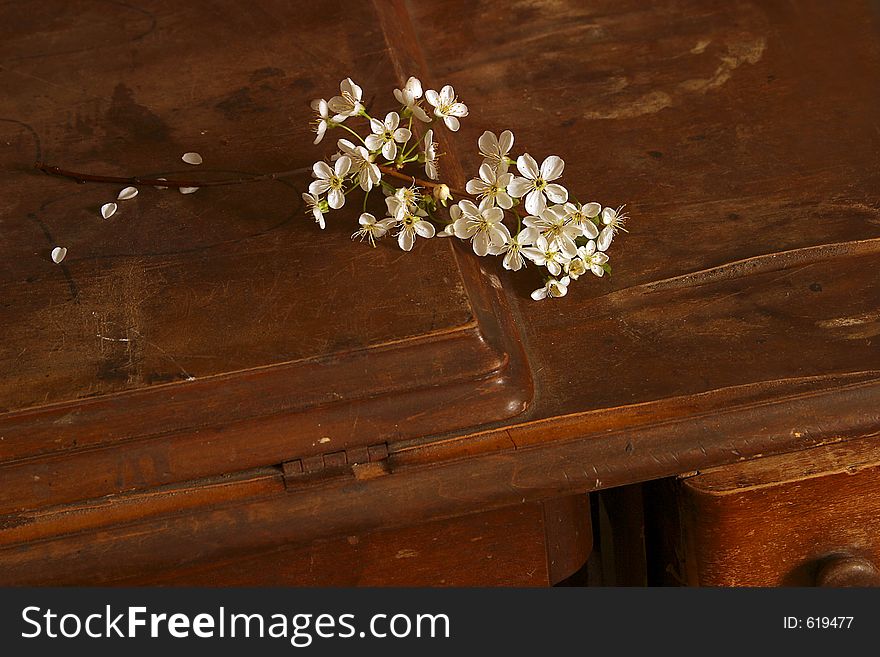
left=307, top=76, right=629, bottom=300
left=36, top=75, right=629, bottom=302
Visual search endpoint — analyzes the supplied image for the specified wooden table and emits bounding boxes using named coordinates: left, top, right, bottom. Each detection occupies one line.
left=1, top=0, right=878, bottom=586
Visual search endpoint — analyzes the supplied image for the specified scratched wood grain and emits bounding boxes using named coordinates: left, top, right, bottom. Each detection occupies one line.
left=1, top=0, right=879, bottom=584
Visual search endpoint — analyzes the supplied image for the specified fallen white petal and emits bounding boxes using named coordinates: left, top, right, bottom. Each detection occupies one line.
left=154, top=178, right=168, bottom=190
left=179, top=187, right=199, bottom=194
left=101, top=202, right=117, bottom=219
left=117, top=186, right=138, bottom=200
left=51, top=246, right=67, bottom=263
left=182, top=152, right=203, bottom=165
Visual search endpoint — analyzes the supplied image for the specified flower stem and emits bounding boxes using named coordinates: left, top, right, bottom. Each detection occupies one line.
left=337, top=123, right=367, bottom=145
left=395, top=116, right=414, bottom=167
left=401, top=137, right=421, bottom=161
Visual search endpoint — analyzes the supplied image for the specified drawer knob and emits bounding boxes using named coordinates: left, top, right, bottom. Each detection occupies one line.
left=816, top=555, right=880, bottom=587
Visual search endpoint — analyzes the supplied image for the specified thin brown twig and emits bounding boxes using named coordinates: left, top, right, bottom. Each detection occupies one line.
left=377, top=166, right=467, bottom=198
left=33, top=161, right=464, bottom=196
left=34, top=162, right=308, bottom=188
left=376, top=165, right=442, bottom=190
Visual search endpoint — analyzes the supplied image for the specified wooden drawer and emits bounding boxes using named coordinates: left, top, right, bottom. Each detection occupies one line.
left=670, top=436, right=880, bottom=586
left=121, top=496, right=591, bottom=587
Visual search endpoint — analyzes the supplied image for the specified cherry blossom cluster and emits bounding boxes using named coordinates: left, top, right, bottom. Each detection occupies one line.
left=306, top=76, right=627, bottom=300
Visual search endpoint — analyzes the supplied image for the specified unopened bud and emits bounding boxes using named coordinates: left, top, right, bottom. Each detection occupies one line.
left=433, top=184, right=452, bottom=206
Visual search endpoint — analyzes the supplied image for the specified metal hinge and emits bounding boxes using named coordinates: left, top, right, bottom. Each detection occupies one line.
left=281, top=442, right=390, bottom=488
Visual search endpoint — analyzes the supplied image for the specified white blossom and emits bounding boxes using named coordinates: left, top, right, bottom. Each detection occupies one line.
left=452, top=199, right=511, bottom=257
left=309, top=156, right=350, bottom=209
left=478, top=130, right=514, bottom=172
left=432, top=183, right=452, bottom=204
left=423, top=129, right=439, bottom=180
left=327, top=77, right=363, bottom=118
left=524, top=205, right=581, bottom=257
left=579, top=239, right=610, bottom=277
left=507, top=153, right=568, bottom=215
left=394, top=185, right=421, bottom=207
left=393, top=202, right=435, bottom=251
left=566, top=256, right=588, bottom=280
left=365, top=112, right=412, bottom=160
left=531, top=276, right=571, bottom=301
left=352, top=212, right=396, bottom=246
left=521, top=234, right=569, bottom=276
left=438, top=204, right=462, bottom=237
left=302, top=192, right=326, bottom=229
left=598, top=205, right=628, bottom=251
left=563, top=201, right=601, bottom=238
left=310, top=98, right=343, bottom=144
left=385, top=190, right=438, bottom=251
left=466, top=162, right=514, bottom=209
left=497, top=226, right=538, bottom=271
left=425, top=85, right=468, bottom=131
left=338, top=139, right=381, bottom=192
left=385, top=194, right=409, bottom=221
left=393, top=76, right=431, bottom=123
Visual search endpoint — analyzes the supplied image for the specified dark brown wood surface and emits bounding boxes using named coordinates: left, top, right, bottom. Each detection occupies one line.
left=1, top=0, right=879, bottom=583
